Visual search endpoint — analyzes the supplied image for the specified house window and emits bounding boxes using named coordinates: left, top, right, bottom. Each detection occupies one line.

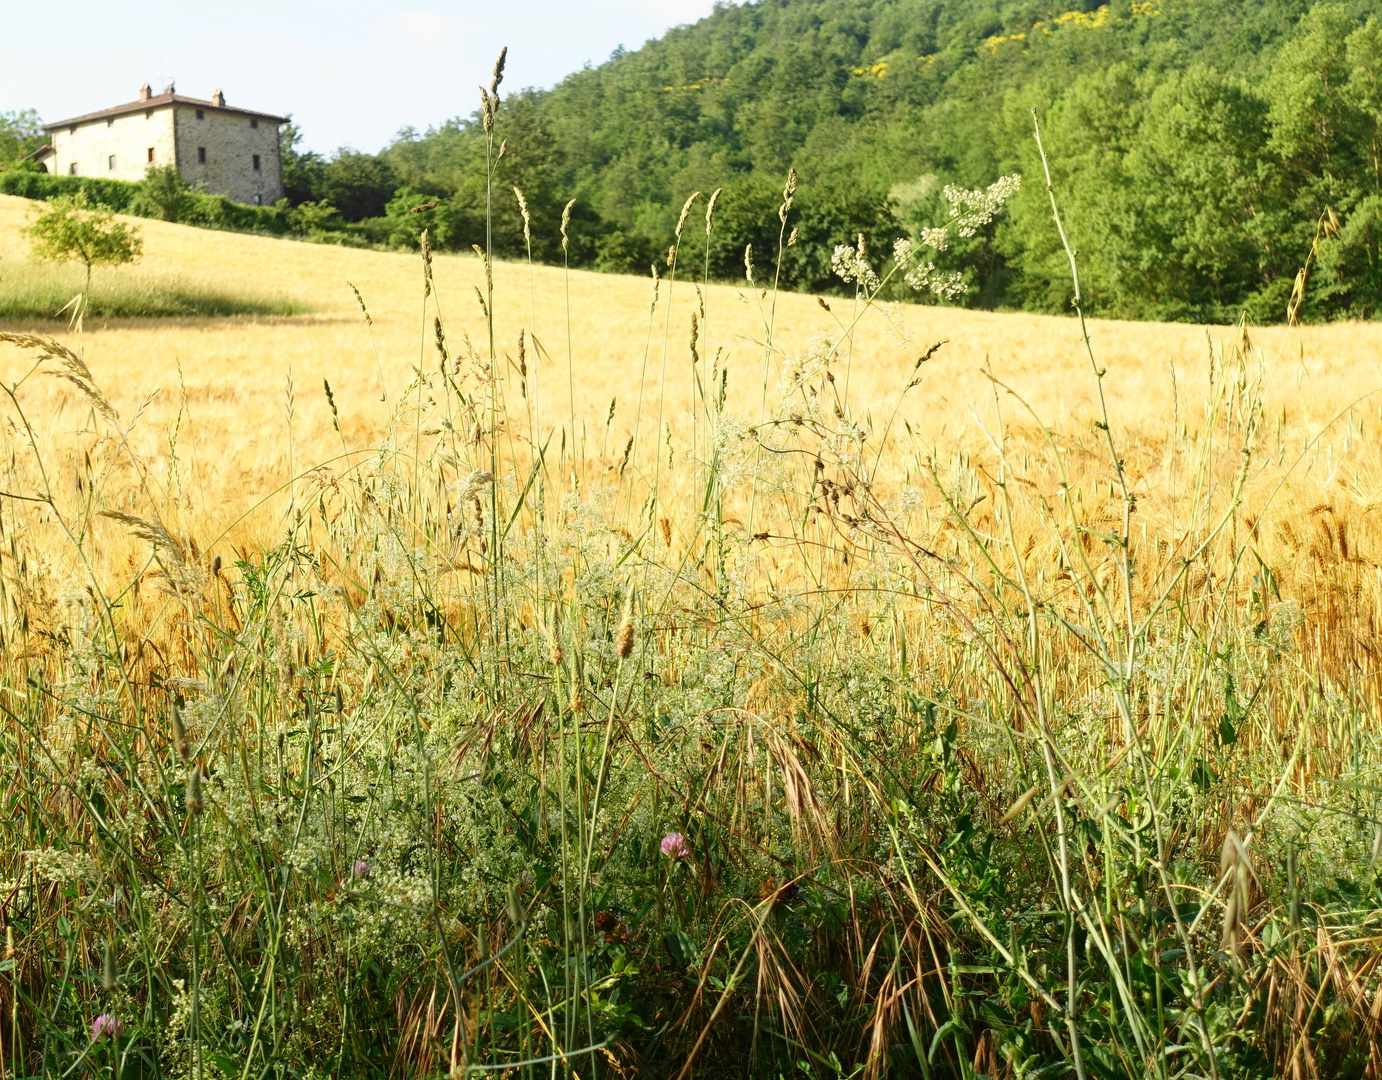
left=198, top=146, right=206, bottom=163
left=147, top=147, right=155, bottom=163
left=252, top=154, right=261, bottom=171
left=69, top=162, right=78, bottom=175
left=196, top=109, right=204, bottom=120
left=108, top=154, right=116, bottom=170
left=253, top=194, right=262, bottom=205
left=250, top=118, right=259, bottom=129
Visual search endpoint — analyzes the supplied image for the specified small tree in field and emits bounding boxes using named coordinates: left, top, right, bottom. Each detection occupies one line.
left=25, top=192, right=143, bottom=306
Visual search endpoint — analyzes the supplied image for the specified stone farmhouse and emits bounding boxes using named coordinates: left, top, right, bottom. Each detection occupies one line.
left=36, top=83, right=287, bottom=205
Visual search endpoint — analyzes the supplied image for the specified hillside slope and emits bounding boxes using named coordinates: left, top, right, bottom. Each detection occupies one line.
left=376, top=0, right=1382, bottom=322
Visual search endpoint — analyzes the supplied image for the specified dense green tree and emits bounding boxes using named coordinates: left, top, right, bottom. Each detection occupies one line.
left=317, top=150, right=398, bottom=221
left=279, top=121, right=328, bottom=206
left=0, top=109, right=44, bottom=168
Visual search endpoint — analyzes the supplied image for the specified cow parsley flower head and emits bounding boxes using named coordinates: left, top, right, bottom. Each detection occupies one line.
left=943, top=174, right=1021, bottom=237
left=919, top=226, right=950, bottom=251
left=831, top=235, right=879, bottom=292
left=904, top=262, right=967, bottom=300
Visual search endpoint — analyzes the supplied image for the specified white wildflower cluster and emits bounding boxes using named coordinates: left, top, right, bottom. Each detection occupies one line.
left=943, top=174, right=1021, bottom=237
left=919, top=226, right=951, bottom=251
left=877, top=301, right=913, bottom=347
left=885, top=485, right=927, bottom=521
left=21, top=847, right=99, bottom=884
left=778, top=333, right=836, bottom=417
left=905, top=262, right=967, bottom=301
left=1261, top=600, right=1305, bottom=653
left=893, top=224, right=964, bottom=301
left=831, top=236, right=879, bottom=292
left=817, top=417, right=869, bottom=473
left=709, top=413, right=758, bottom=490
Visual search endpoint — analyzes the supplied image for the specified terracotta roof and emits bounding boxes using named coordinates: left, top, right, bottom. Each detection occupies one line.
left=45, top=93, right=287, bottom=131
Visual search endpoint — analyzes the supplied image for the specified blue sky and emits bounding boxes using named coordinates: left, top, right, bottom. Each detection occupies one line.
left=1, top=1, right=720, bottom=154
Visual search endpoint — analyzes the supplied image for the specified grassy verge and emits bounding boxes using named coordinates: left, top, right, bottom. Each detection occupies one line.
left=0, top=257, right=310, bottom=318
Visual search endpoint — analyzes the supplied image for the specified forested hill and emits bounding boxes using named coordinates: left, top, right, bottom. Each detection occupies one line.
left=367, top=0, right=1382, bottom=321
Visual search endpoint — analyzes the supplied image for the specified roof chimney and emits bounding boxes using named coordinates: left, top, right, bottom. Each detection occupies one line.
left=211, top=88, right=225, bottom=107
left=139, top=83, right=152, bottom=101
left=163, top=80, right=175, bottom=95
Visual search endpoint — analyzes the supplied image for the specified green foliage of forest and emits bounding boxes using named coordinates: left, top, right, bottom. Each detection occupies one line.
left=363, top=0, right=1382, bottom=321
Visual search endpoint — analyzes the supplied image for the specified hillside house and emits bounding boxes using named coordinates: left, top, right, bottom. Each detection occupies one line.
left=39, top=83, right=287, bottom=205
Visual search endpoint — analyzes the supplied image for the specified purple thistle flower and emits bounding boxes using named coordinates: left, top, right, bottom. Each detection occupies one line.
left=660, top=832, right=691, bottom=860
left=91, top=1013, right=123, bottom=1040
left=352, top=860, right=372, bottom=880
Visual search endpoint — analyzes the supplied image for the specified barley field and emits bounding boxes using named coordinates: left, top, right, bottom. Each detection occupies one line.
left=3, top=185, right=1382, bottom=1078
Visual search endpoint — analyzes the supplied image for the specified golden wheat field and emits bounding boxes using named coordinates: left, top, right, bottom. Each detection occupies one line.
left=4, top=191, right=1380, bottom=493
left=3, top=189, right=1382, bottom=674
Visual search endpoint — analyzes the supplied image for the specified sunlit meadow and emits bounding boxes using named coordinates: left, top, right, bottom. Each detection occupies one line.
left=2, top=113, right=1382, bottom=1080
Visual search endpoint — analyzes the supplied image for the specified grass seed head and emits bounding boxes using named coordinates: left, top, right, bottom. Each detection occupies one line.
left=1220, top=828, right=1254, bottom=964
left=675, top=191, right=702, bottom=239
left=345, top=280, right=372, bottom=325
left=171, top=704, right=190, bottom=762
left=0, top=332, right=120, bottom=427
left=513, top=187, right=531, bottom=245
left=706, top=187, right=722, bottom=234
left=561, top=199, right=575, bottom=252
left=616, top=588, right=636, bottom=659
left=185, top=764, right=203, bottom=815
left=102, top=938, right=116, bottom=990
left=489, top=46, right=508, bottom=97
left=779, top=168, right=798, bottom=224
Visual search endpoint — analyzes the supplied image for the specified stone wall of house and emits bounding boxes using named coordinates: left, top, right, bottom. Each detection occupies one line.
left=49, top=109, right=176, bottom=183
left=46, top=102, right=284, bottom=206
left=174, top=107, right=284, bottom=205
